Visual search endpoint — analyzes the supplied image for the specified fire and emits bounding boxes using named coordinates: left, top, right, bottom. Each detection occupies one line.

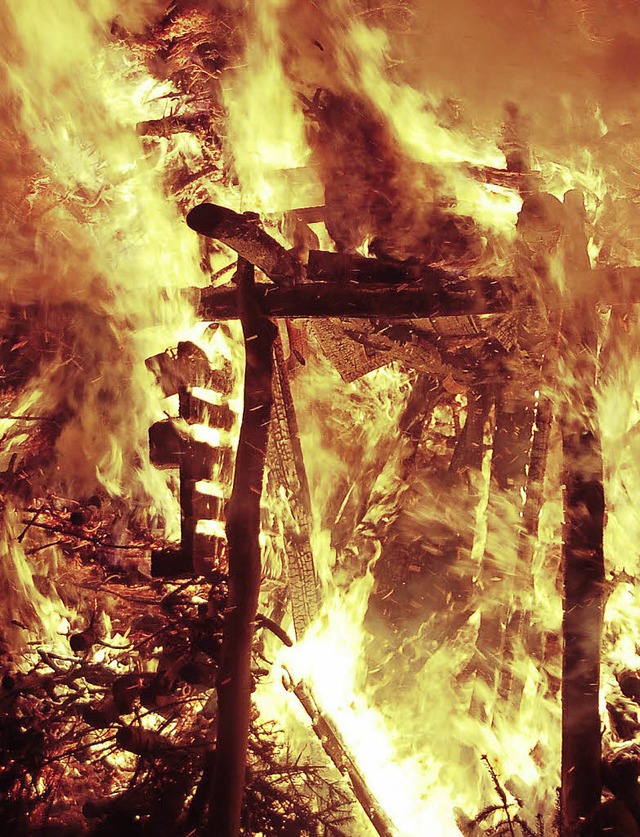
left=5, top=1, right=640, bottom=835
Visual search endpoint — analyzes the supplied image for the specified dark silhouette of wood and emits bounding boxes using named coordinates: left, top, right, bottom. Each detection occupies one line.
left=197, top=276, right=513, bottom=321
left=207, top=258, right=277, bottom=837
left=195, top=265, right=640, bottom=323
left=560, top=190, right=605, bottom=836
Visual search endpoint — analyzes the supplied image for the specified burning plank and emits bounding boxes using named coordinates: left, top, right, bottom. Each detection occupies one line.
left=197, top=275, right=513, bottom=321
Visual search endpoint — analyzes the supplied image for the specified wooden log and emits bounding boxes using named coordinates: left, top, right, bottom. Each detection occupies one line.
left=197, top=276, right=513, bottom=321
left=192, top=255, right=640, bottom=322
left=560, top=190, right=605, bottom=836
left=307, top=249, right=459, bottom=285
left=286, top=675, right=397, bottom=837
left=207, top=259, right=277, bottom=837
left=186, top=203, right=300, bottom=285
left=498, top=391, right=554, bottom=711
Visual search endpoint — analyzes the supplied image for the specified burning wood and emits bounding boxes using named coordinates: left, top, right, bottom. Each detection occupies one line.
left=8, top=1, right=640, bottom=835
left=208, top=258, right=277, bottom=836
left=284, top=672, right=398, bottom=837
left=197, top=274, right=513, bottom=320
left=268, top=337, right=321, bottom=637
left=186, top=203, right=301, bottom=286
left=559, top=191, right=606, bottom=835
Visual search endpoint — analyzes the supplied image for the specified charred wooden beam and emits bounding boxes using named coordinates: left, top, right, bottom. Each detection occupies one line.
left=197, top=276, right=513, bottom=321
left=186, top=203, right=300, bottom=285
left=189, top=234, right=640, bottom=321
left=207, top=258, right=277, bottom=837
left=560, top=190, right=605, bottom=836
left=498, top=390, right=555, bottom=712
left=284, top=205, right=326, bottom=224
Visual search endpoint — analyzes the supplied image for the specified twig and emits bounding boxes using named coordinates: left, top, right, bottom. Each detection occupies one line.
left=0, top=414, right=56, bottom=421
left=255, top=613, right=293, bottom=647
left=21, top=520, right=149, bottom=550
left=481, top=755, right=516, bottom=837
left=26, top=539, right=63, bottom=555
left=17, top=509, right=43, bottom=542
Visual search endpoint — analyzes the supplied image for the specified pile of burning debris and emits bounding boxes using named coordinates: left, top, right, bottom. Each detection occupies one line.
left=5, top=1, right=640, bottom=836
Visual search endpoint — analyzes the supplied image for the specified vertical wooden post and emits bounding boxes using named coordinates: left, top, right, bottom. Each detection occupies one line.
left=207, top=258, right=277, bottom=836
left=560, top=191, right=605, bottom=835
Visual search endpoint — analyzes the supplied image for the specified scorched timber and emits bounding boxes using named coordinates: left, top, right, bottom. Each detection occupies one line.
left=208, top=258, right=277, bottom=837
left=194, top=264, right=640, bottom=322
left=197, top=276, right=512, bottom=320
left=187, top=203, right=299, bottom=285
left=559, top=191, right=605, bottom=836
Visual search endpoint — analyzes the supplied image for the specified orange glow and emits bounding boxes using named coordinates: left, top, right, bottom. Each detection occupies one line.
left=4, top=1, right=640, bottom=835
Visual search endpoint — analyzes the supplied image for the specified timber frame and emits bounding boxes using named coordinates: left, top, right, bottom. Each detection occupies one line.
left=183, top=196, right=618, bottom=835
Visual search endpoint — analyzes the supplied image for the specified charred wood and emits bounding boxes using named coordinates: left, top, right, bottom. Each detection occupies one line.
left=268, top=337, right=320, bottom=638
left=304, top=318, right=387, bottom=382
left=207, top=258, right=277, bottom=837
left=146, top=340, right=218, bottom=398
left=137, top=112, right=212, bottom=138
left=449, top=386, right=490, bottom=477
left=559, top=190, right=605, bottom=836
left=254, top=612, right=293, bottom=648
left=287, top=674, right=397, bottom=837
left=498, top=392, right=555, bottom=711
left=197, top=276, right=513, bottom=321
left=193, top=259, right=640, bottom=324
left=466, top=197, right=556, bottom=720
left=187, top=203, right=300, bottom=285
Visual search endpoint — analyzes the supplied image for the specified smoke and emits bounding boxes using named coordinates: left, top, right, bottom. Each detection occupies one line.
left=402, top=0, right=640, bottom=149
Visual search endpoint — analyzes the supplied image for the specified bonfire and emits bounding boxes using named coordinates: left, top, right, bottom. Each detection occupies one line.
left=2, top=2, right=640, bottom=836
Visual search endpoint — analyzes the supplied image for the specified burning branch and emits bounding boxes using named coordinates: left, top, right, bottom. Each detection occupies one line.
left=284, top=672, right=398, bottom=837
left=207, top=258, right=277, bottom=836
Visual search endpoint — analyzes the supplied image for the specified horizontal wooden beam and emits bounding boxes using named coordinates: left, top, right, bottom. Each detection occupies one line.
left=195, top=264, right=640, bottom=321
left=198, top=274, right=512, bottom=321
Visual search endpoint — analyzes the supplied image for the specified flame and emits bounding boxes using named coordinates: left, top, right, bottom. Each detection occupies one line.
left=7, top=1, right=640, bottom=834
left=224, top=0, right=313, bottom=212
